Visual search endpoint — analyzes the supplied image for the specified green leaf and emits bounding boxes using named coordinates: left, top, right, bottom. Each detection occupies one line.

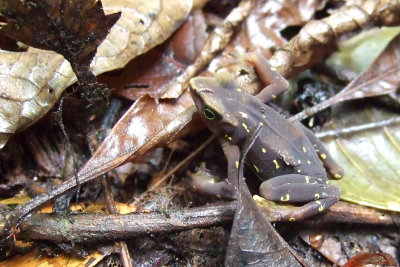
left=328, top=26, right=400, bottom=73
left=321, top=104, right=400, bottom=212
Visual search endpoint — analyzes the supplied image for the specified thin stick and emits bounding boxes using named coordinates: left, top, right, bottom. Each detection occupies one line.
left=148, top=132, right=218, bottom=191
left=316, top=117, right=400, bottom=139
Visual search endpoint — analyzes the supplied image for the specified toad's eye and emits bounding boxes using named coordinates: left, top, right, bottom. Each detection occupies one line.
left=203, top=107, right=216, bottom=120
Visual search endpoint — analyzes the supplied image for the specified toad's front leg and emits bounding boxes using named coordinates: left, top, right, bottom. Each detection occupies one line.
left=190, top=139, right=240, bottom=200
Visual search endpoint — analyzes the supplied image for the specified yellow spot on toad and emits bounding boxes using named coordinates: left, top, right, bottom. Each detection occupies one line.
left=253, top=164, right=260, bottom=173
left=321, top=153, right=327, bottom=160
left=280, top=194, right=290, bottom=201
left=307, top=160, right=311, bottom=165
left=235, top=161, right=239, bottom=169
left=297, top=169, right=301, bottom=173
left=273, top=159, right=280, bottom=169
left=224, top=134, right=232, bottom=141
left=318, top=205, right=324, bottom=212
left=314, top=193, right=320, bottom=200
left=289, top=217, right=296, bottom=221
left=242, top=123, right=250, bottom=133
left=272, top=94, right=277, bottom=99
left=305, top=176, right=310, bottom=183
left=297, top=159, right=301, bottom=164
left=237, top=88, right=242, bottom=92
left=216, top=194, right=221, bottom=198
left=259, top=122, right=263, bottom=126
left=303, top=146, right=307, bottom=153
left=262, top=114, right=266, bottom=119
left=262, top=148, right=266, bottom=153
left=334, top=174, right=342, bottom=179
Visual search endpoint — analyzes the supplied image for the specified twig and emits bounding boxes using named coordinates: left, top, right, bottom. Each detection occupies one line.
left=315, top=117, right=400, bottom=139
left=18, top=202, right=236, bottom=243
left=101, top=176, right=133, bottom=267
left=148, top=132, right=218, bottom=191
left=12, top=201, right=398, bottom=243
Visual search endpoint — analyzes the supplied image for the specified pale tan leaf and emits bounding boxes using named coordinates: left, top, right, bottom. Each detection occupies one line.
left=1, top=249, right=108, bottom=267
left=0, top=0, right=196, bottom=148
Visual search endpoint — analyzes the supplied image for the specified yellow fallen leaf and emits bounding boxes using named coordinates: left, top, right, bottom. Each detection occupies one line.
left=1, top=249, right=107, bottom=267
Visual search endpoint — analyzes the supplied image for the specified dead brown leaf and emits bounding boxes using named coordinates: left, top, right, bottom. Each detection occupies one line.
left=0, top=0, right=120, bottom=85
left=290, top=32, right=400, bottom=122
left=298, top=225, right=398, bottom=266
left=99, top=10, right=208, bottom=100
left=0, top=0, right=196, bottom=148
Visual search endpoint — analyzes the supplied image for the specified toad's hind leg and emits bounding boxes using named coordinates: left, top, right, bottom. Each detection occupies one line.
left=259, top=174, right=340, bottom=220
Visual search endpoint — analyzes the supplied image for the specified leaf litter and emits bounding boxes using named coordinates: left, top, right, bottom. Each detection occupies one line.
left=0, top=0, right=195, bottom=148
left=1, top=0, right=400, bottom=265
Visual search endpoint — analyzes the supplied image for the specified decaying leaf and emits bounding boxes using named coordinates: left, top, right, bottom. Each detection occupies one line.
left=0, top=0, right=120, bottom=86
left=328, top=27, right=400, bottom=74
left=290, top=32, right=400, bottom=122
left=270, top=0, right=400, bottom=78
left=243, top=0, right=326, bottom=56
left=99, top=10, right=208, bottom=100
left=335, top=33, right=400, bottom=102
left=343, top=252, right=398, bottom=267
left=0, top=0, right=196, bottom=148
left=298, top=224, right=399, bottom=265
left=322, top=105, right=400, bottom=212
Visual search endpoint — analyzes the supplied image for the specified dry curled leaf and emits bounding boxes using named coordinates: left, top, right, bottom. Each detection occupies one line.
left=269, top=0, right=400, bottom=78
left=243, top=0, right=326, bottom=57
left=0, top=0, right=196, bottom=148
